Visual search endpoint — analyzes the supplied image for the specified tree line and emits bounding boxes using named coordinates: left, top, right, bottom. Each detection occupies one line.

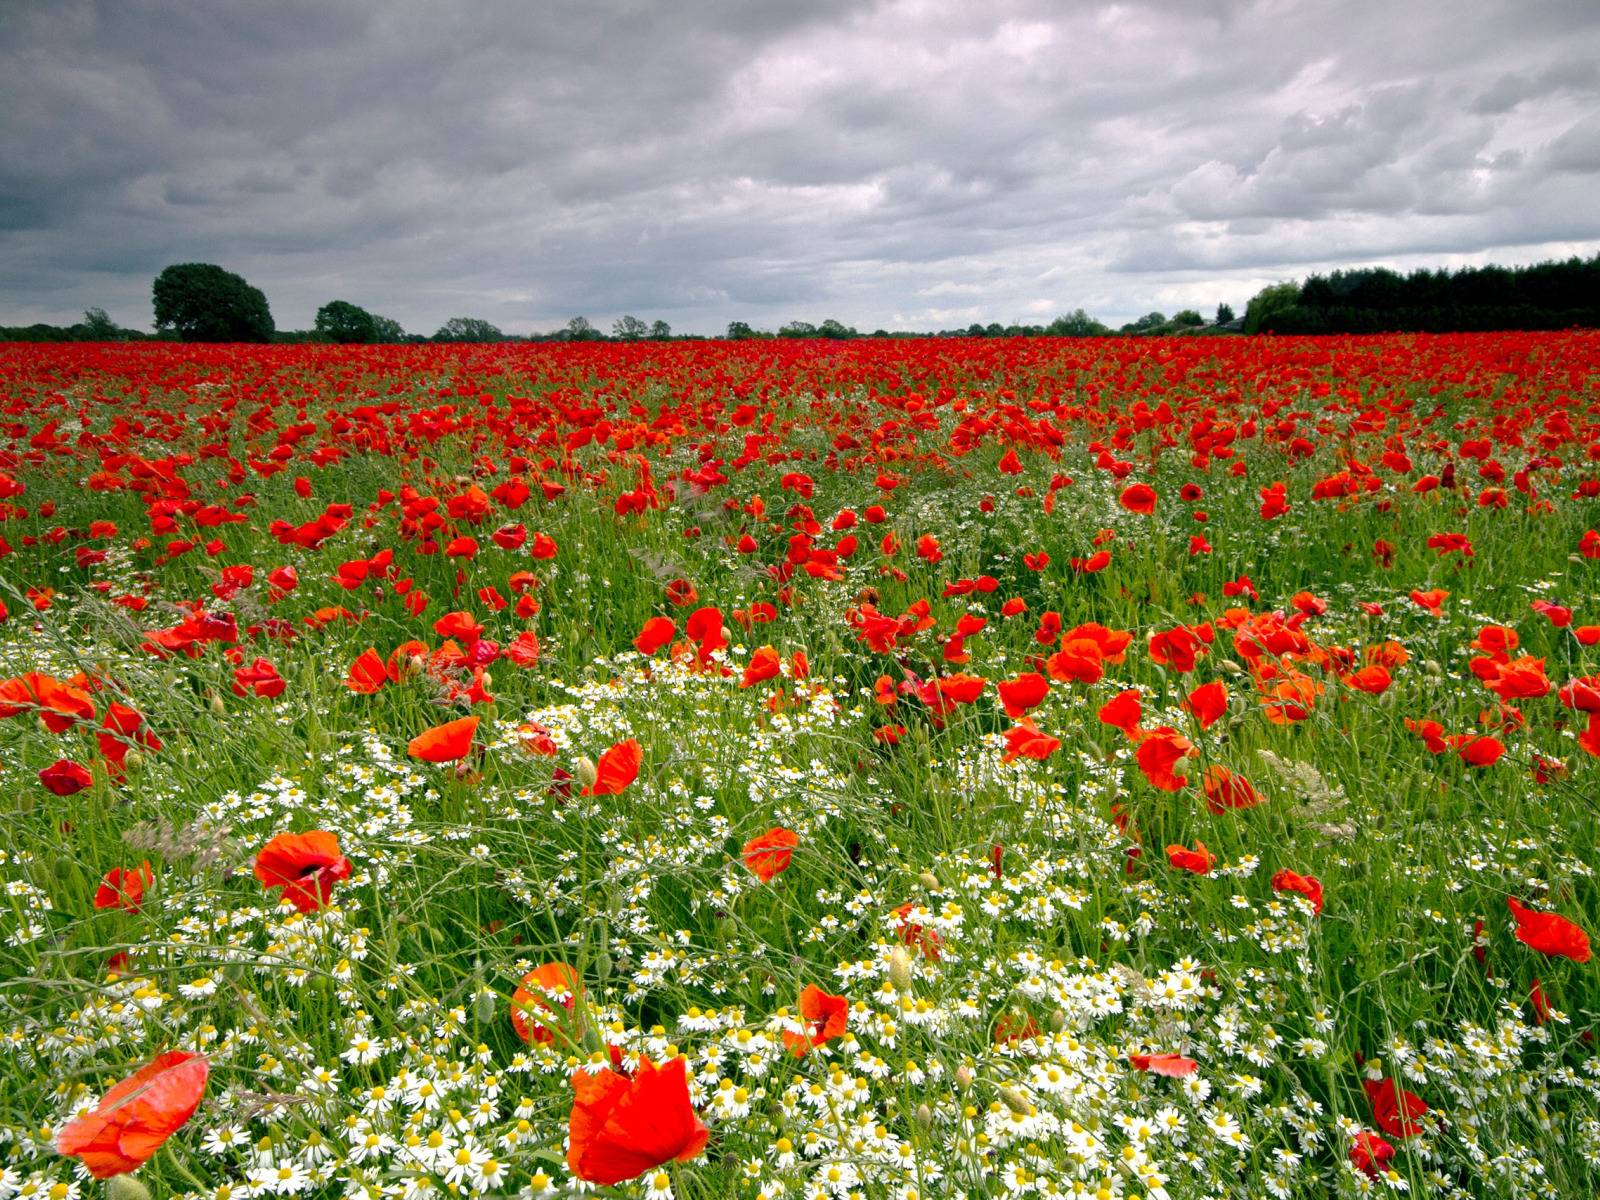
left=5, top=256, right=1596, bottom=344
left=1242, top=255, right=1600, bottom=335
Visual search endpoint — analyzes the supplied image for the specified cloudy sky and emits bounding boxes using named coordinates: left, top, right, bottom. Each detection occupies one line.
left=3, top=0, right=1598, bottom=335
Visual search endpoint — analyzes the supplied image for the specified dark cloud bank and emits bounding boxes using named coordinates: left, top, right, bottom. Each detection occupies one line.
left=2, top=0, right=1598, bottom=334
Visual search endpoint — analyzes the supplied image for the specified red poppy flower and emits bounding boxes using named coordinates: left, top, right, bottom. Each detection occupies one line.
left=937, top=673, right=987, bottom=704
left=504, top=631, right=541, bottom=667
left=1450, top=733, right=1504, bottom=767
left=1345, top=665, right=1391, bottom=695
left=1200, top=765, right=1259, bottom=813
left=1119, top=483, right=1157, bottom=514
left=0, top=671, right=96, bottom=731
left=742, top=827, right=799, bottom=882
left=97, top=702, right=161, bottom=773
left=530, top=532, right=558, bottom=559
left=254, top=831, right=353, bottom=912
left=1047, top=639, right=1104, bottom=684
left=1001, top=597, right=1027, bottom=616
left=783, top=984, right=849, bottom=1055
left=1184, top=680, right=1227, bottom=729
left=1127, top=1052, right=1197, bottom=1078
left=1409, top=588, right=1448, bottom=614
left=997, top=673, right=1050, bottom=717
left=38, top=758, right=93, bottom=796
left=1138, top=727, right=1193, bottom=791
left=56, top=1051, right=209, bottom=1179
left=1507, top=897, right=1591, bottom=961
left=346, top=649, right=387, bottom=694
left=1350, top=1131, right=1395, bottom=1179
left=1098, top=688, right=1143, bottom=742
left=1148, top=627, right=1206, bottom=673
left=566, top=1055, right=709, bottom=1185
left=94, top=862, right=153, bottom=912
left=1363, top=1077, right=1428, bottom=1138
left=634, top=616, right=677, bottom=654
left=1002, top=718, right=1060, bottom=764
left=511, top=962, right=582, bottom=1045
left=1165, top=841, right=1214, bottom=874
left=1270, top=868, right=1323, bottom=914
left=408, top=715, right=480, bottom=762
left=586, top=738, right=642, bottom=794
left=741, top=645, right=782, bottom=688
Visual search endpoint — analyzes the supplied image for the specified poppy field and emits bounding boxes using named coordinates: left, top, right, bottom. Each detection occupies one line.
left=2, top=331, right=1600, bottom=1200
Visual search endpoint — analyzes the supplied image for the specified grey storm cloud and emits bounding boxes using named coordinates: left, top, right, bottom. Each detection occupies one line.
left=1, top=0, right=1598, bottom=334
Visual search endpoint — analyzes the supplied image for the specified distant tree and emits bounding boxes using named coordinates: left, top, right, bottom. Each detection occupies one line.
left=79, top=308, right=121, bottom=340
left=1172, top=310, right=1204, bottom=327
left=152, top=263, right=274, bottom=343
left=1242, top=282, right=1301, bottom=334
left=371, top=315, right=406, bottom=344
left=315, top=300, right=379, bottom=344
left=1215, top=303, right=1235, bottom=325
left=726, top=321, right=756, bottom=340
left=566, top=316, right=600, bottom=341
left=1120, top=312, right=1168, bottom=334
left=1047, top=309, right=1109, bottom=337
left=612, top=315, right=649, bottom=341
left=778, top=320, right=818, bottom=339
left=649, top=319, right=672, bottom=340
left=433, top=317, right=503, bottom=343
left=817, top=318, right=857, bottom=339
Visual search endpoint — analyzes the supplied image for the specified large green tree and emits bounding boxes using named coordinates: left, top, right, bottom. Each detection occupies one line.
left=315, top=300, right=379, bottom=344
left=152, top=263, right=274, bottom=342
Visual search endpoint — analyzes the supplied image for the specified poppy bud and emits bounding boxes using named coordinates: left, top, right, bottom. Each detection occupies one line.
left=14, top=792, right=34, bottom=814
left=955, top=1065, right=972, bottom=1091
left=888, top=946, right=912, bottom=992
left=53, top=855, right=73, bottom=880
left=1378, top=688, right=1395, bottom=708
left=475, top=991, right=496, bottom=1024
left=1423, top=659, right=1442, bottom=676
left=575, top=757, right=599, bottom=789
left=595, top=951, right=614, bottom=980
left=124, top=750, right=145, bottom=774
left=1049, top=1008, right=1066, bottom=1031
left=608, top=890, right=624, bottom=916
left=407, top=654, right=426, bottom=678
left=210, top=692, right=227, bottom=716
left=1571, top=554, right=1586, bottom=564
left=998, top=1086, right=1030, bottom=1115
left=109, top=1175, right=153, bottom=1200
left=1218, top=659, right=1243, bottom=676
left=479, top=671, right=492, bottom=689
left=917, top=871, right=939, bottom=890
left=915, top=1103, right=932, bottom=1131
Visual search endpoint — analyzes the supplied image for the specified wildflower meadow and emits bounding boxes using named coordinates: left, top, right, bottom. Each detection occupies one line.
left=2, top=332, right=1599, bottom=1200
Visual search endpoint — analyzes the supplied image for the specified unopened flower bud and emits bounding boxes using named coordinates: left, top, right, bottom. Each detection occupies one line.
left=1423, top=660, right=1442, bottom=677
left=915, top=1103, right=932, bottom=1130
left=475, top=991, right=496, bottom=1024
left=955, top=1065, right=972, bottom=1091
left=210, top=691, right=227, bottom=716
left=1218, top=659, right=1243, bottom=676
left=123, top=750, right=145, bottom=774
left=575, top=757, right=599, bottom=789
left=888, top=946, right=912, bottom=992
left=1049, top=1008, right=1066, bottom=1032
left=109, top=1175, right=153, bottom=1200
left=917, top=871, right=939, bottom=890
left=998, top=1086, right=1030, bottom=1115
left=595, top=951, right=613, bottom=981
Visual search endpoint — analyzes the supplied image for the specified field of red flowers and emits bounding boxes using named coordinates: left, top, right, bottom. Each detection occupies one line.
left=1, top=332, right=1598, bottom=1200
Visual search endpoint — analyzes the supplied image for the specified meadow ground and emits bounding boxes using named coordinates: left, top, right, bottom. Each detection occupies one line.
left=0, top=332, right=1598, bottom=1200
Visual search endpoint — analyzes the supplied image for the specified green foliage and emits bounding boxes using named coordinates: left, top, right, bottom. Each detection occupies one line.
left=1046, top=309, right=1110, bottom=337
left=1172, top=309, right=1205, bottom=327
left=151, top=263, right=275, bottom=342
left=314, top=300, right=380, bottom=345
left=649, top=319, right=672, bottom=340
left=612, top=315, right=649, bottom=341
left=1243, top=281, right=1302, bottom=334
left=725, top=320, right=759, bottom=340
left=433, top=316, right=504, bottom=343
left=1215, top=302, right=1236, bottom=325
left=777, top=320, right=818, bottom=339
